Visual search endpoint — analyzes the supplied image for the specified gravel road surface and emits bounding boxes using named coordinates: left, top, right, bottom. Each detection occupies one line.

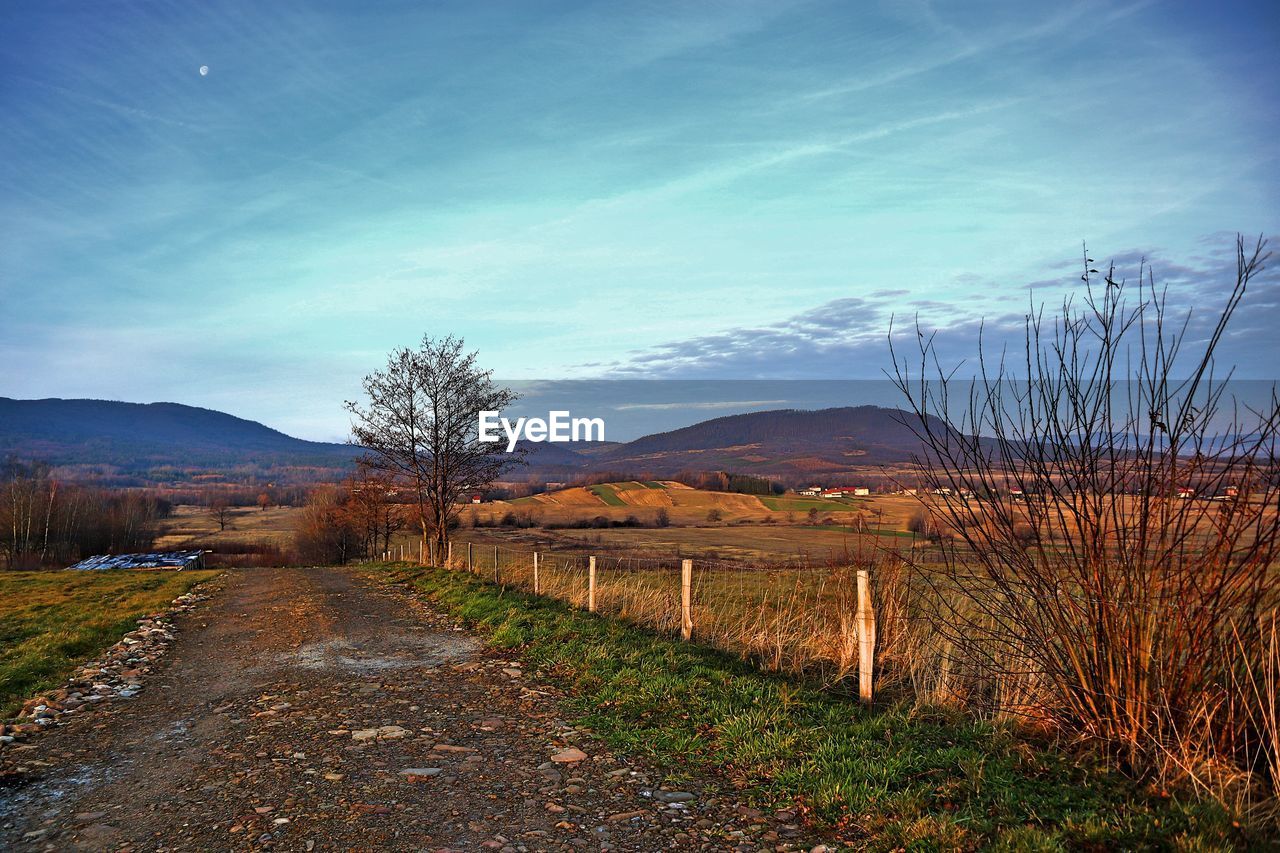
left=1, top=567, right=818, bottom=852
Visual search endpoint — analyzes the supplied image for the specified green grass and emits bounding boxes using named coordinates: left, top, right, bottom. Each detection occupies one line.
left=0, top=569, right=220, bottom=717
left=370, top=564, right=1255, bottom=850
left=588, top=484, right=629, bottom=507
left=641, top=481, right=667, bottom=489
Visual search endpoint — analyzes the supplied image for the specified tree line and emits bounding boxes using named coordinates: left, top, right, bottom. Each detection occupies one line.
left=1, top=460, right=171, bottom=570
left=293, top=469, right=411, bottom=564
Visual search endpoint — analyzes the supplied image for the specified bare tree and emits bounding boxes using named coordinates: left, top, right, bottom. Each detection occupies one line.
left=346, top=335, right=519, bottom=561
left=345, top=467, right=408, bottom=556
left=209, top=499, right=233, bottom=532
left=889, top=236, right=1280, bottom=799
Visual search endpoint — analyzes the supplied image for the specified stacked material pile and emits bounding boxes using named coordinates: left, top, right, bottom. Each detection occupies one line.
left=68, top=550, right=205, bottom=571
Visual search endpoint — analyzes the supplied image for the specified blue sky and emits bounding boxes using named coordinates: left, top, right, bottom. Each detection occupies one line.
left=2, top=0, right=1277, bottom=441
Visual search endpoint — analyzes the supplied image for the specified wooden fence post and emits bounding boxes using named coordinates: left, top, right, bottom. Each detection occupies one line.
left=588, top=556, right=597, bottom=613
left=533, top=552, right=540, bottom=595
left=467, top=542, right=473, bottom=572
left=856, top=568, right=876, bottom=705
left=418, top=540, right=423, bottom=565
left=446, top=541, right=452, bottom=569
left=681, top=559, right=693, bottom=641
left=494, top=545, right=500, bottom=584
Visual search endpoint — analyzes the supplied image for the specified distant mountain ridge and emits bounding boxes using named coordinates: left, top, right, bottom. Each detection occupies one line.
left=609, top=406, right=918, bottom=454
left=584, top=405, right=938, bottom=476
left=0, top=397, right=937, bottom=484
left=0, top=397, right=355, bottom=477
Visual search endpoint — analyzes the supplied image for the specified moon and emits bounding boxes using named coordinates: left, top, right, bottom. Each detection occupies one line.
left=199, top=65, right=209, bottom=76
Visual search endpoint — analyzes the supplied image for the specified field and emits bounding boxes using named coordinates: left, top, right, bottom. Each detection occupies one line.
left=431, top=483, right=931, bottom=569
left=759, top=495, right=866, bottom=513
left=0, top=569, right=220, bottom=716
left=586, top=483, right=628, bottom=506
left=456, top=524, right=900, bottom=564
left=147, top=485, right=926, bottom=565
left=153, top=504, right=303, bottom=550
left=484, top=481, right=921, bottom=529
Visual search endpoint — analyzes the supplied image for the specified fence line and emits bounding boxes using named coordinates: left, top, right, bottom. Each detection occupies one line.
left=419, top=537, right=884, bottom=701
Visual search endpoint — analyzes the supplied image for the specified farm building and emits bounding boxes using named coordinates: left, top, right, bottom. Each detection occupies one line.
left=68, top=551, right=206, bottom=571
left=820, top=487, right=870, bottom=498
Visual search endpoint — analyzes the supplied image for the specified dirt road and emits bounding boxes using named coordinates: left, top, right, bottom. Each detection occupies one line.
left=0, top=567, right=813, bottom=851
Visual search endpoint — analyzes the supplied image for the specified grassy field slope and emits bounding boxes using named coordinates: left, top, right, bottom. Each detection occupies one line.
left=0, top=569, right=220, bottom=716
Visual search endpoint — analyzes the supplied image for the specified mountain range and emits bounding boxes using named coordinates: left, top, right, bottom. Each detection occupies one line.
left=0, top=397, right=353, bottom=484
left=0, top=397, right=933, bottom=485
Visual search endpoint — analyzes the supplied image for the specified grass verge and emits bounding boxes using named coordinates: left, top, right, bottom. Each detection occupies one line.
left=0, top=569, right=220, bottom=717
left=371, top=563, right=1255, bottom=850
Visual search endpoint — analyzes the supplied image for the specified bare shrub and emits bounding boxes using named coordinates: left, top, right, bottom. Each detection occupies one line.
left=890, top=236, right=1279, bottom=809
left=294, top=487, right=361, bottom=565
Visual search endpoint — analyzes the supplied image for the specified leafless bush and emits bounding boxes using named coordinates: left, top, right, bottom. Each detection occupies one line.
left=890, top=236, right=1279, bottom=811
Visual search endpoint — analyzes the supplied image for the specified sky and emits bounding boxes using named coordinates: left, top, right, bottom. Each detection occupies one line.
left=2, top=0, right=1277, bottom=441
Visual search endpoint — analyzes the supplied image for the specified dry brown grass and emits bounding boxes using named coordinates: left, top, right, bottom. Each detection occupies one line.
left=438, top=533, right=926, bottom=692
left=475, top=482, right=924, bottom=531
left=154, top=504, right=303, bottom=549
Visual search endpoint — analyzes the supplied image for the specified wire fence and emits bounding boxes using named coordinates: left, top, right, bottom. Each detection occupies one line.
left=411, top=537, right=898, bottom=698
left=371, top=533, right=1216, bottom=705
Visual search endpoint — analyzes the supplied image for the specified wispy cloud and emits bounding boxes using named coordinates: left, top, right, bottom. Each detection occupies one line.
left=601, top=233, right=1280, bottom=381
left=0, top=1, right=1275, bottom=439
